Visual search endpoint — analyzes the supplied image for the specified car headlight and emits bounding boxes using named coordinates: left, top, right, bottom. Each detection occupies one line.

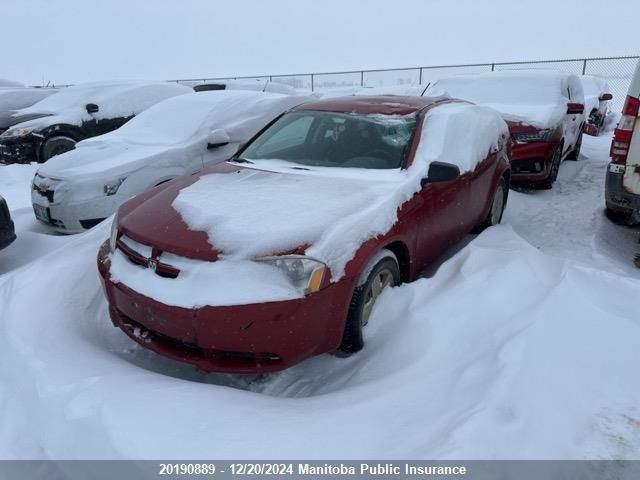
left=513, top=129, right=552, bottom=144
left=109, top=212, right=119, bottom=251
left=1, top=127, right=36, bottom=139
left=104, top=177, right=126, bottom=196
left=255, top=255, right=327, bottom=295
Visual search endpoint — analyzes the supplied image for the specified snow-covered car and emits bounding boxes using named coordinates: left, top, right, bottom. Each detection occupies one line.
left=98, top=95, right=510, bottom=373
left=0, top=80, right=191, bottom=165
left=0, top=194, right=15, bottom=251
left=0, top=87, right=58, bottom=133
left=31, top=90, right=315, bottom=233
left=580, top=75, right=613, bottom=136
left=606, top=61, right=640, bottom=225
left=428, top=71, right=586, bottom=188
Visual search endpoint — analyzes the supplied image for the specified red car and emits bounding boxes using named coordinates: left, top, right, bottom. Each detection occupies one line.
left=98, top=96, right=510, bottom=373
left=429, top=71, right=586, bottom=188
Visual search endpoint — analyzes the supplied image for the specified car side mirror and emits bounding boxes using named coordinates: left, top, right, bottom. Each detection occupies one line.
left=599, top=93, right=613, bottom=101
left=421, top=161, right=460, bottom=187
left=86, top=103, right=99, bottom=114
left=567, top=102, right=584, bottom=115
left=207, top=129, right=230, bottom=149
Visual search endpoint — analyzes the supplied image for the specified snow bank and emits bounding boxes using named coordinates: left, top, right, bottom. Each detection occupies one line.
left=0, top=163, right=40, bottom=210
left=2, top=221, right=640, bottom=459
left=11, top=81, right=191, bottom=126
left=428, top=71, right=579, bottom=128
left=155, top=102, right=506, bottom=307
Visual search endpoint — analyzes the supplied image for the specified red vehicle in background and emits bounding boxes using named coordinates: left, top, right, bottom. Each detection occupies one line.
left=98, top=95, right=510, bottom=373
left=428, top=71, right=586, bottom=189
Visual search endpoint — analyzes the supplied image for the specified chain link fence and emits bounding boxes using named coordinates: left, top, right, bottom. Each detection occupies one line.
left=172, top=56, right=639, bottom=112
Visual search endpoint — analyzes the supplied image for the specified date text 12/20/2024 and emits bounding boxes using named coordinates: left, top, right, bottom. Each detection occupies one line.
left=158, top=463, right=468, bottom=476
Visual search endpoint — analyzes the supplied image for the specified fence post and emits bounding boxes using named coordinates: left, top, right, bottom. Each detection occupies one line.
left=419, top=67, right=423, bottom=85
left=311, top=74, right=314, bottom=92
left=582, top=59, right=587, bottom=75
left=491, top=63, right=495, bottom=72
left=360, top=71, right=364, bottom=87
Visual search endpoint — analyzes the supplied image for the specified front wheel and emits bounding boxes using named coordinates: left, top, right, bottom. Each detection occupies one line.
left=539, top=144, right=563, bottom=189
left=39, top=136, right=76, bottom=162
left=337, top=253, right=400, bottom=355
left=473, top=177, right=508, bottom=233
left=566, top=132, right=583, bottom=161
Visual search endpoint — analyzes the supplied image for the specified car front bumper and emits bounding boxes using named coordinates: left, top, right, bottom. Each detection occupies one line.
left=509, top=141, right=556, bottom=183
left=97, top=241, right=351, bottom=373
left=0, top=137, right=38, bottom=164
left=605, top=163, right=640, bottom=216
left=31, top=188, right=126, bottom=234
left=0, top=197, right=16, bottom=250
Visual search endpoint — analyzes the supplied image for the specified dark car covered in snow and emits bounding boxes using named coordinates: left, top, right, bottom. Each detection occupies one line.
left=0, top=81, right=191, bottom=164
left=0, top=194, right=15, bottom=251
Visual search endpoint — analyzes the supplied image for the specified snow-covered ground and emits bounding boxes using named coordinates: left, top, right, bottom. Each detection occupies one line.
left=0, top=130, right=639, bottom=459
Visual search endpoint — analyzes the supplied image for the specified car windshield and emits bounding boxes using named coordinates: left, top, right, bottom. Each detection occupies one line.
left=241, top=111, right=417, bottom=169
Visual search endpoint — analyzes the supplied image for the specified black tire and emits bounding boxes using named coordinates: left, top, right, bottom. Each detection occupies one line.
left=539, top=143, right=563, bottom=189
left=472, top=177, right=508, bottom=233
left=566, top=132, right=583, bottom=161
left=39, top=136, right=77, bottom=163
left=605, top=207, right=637, bottom=226
left=337, top=254, right=400, bottom=355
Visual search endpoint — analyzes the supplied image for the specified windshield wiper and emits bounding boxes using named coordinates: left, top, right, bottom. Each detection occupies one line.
left=290, top=166, right=310, bottom=171
left=229, top=158, right=254, bottom=164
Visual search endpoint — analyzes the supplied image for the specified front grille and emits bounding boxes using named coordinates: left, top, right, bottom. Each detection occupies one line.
left=32, top=185, right=55, bottom=203
left=117, top=235, right=180, bottom=279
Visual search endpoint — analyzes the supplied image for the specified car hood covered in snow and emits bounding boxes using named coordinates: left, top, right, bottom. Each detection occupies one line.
left=37, top=140, right=171, bottom=181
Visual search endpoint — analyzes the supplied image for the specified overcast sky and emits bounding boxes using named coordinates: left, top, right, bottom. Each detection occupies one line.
left=1, top=0, right=638, bottom=85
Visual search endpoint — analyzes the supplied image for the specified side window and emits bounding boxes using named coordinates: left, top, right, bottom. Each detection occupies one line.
left=255, top=116, right=314, bottom=156
left=567, top=85, right=573, bottom=101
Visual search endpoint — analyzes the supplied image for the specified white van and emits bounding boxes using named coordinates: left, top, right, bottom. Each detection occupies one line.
left=606, top=60, right=640, bottom=225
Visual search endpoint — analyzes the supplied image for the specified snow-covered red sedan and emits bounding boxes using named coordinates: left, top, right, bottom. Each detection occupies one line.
left=428, top=71, right=586, bottom=189
left=98, top=95, right=510, bottom=373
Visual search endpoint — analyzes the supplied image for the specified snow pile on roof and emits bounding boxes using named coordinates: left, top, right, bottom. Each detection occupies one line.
left=137, top=102, right=509, bottom=307
left=2, top=221, right=640, bottom=458
left=580, top=75, right=611, bottom=115
left=12, top=80, right=191, bottom=123
left=428, top=71, right=578, bottom=128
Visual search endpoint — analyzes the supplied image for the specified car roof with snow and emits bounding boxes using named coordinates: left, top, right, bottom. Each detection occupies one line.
left=293, top=95, right=452, bottom=115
